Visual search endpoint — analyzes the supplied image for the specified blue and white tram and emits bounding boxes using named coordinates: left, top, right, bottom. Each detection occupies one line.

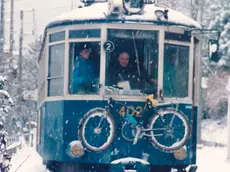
left=36, top=1, right=214, bottom=172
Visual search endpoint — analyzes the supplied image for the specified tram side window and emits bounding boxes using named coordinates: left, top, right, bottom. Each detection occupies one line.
left=163, top=45, right=189, bottom=97
left=105, top=29, right=158, bottom=92
left=69, top=42, right=100, bottom=94
left=47, top=44, right=65, bottom=96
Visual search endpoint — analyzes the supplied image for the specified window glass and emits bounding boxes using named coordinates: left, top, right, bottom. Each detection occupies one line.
left=165, top=31, right=191, bottom=42
left=69, top=42, right=100, bottom=95
left=47, top=44, right=64, bottom=96
left=105, top=29, right=158, bottom=96
left=163, top=44, right=189, bottom=97
left=48, top=78, right=64, bottom=96
left=69, top=29, right=101, bottom=39
left=48, top=44, right=65, bottom=77
left=49, top=31, right=65, bottom=43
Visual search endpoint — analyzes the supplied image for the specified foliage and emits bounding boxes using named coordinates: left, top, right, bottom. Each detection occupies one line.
left=0, top=76, right=14, bottom=172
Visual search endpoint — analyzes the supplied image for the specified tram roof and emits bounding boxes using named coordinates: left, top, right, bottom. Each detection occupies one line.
left=46, top=3, right=201, bottom=30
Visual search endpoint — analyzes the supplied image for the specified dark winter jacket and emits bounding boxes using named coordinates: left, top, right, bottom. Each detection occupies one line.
left=72, top=55, right=97, bottom=94
left=107, top=63, right=154, bottom=89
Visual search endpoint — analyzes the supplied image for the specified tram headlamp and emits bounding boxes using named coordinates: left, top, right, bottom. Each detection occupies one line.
left=154, top=9, right=168, bottom=20
left=69, top=140, right=84, bottom=157
left=173, top=147, right=187, bottom=160
left=108, top=0, right=123, bottom=16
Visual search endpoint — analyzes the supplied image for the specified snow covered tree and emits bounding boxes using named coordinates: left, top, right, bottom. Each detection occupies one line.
left=0, top=76, right=14, bottom=172
left=207, top=0, right=230, bottom=69
left=14, top=38, right=40, bottom=130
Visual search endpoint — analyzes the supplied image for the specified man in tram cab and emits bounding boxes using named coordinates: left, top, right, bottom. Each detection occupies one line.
left=108, top=51, right=156, bottom=89
left=72, top=43, right=98, bottom=94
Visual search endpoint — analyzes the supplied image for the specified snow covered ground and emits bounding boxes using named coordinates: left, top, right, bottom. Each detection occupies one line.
left=10, top=146, right=48, bottom=172
left=9, top=118, right=230, bottom=172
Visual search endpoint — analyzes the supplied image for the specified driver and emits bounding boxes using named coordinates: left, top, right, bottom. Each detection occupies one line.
left=108, top=51, right=156, bottom=89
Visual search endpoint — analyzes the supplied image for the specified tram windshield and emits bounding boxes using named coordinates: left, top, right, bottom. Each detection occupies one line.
left=163, top=45, right=189, bottom=97
left=105, top=29, right=158, bottom=95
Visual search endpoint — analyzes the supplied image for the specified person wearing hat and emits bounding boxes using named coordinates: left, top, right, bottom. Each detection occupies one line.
left=72, top=43, right=97, bottom=94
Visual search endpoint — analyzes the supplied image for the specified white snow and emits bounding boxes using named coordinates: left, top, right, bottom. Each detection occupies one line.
left=9, top=118, right=230, bottom=172
left=48, top=3, right=201, bottom=28
left=196, top=147, right=230, bottom=172
left=69, top=140, right=82, bottom=147
left=6, top=142, right=21, bottom=151
left=111, top=157, right=150, bottom=165
left=81, top=109, right=115, bottom=151
left=10, top=146, right=48, bottom=172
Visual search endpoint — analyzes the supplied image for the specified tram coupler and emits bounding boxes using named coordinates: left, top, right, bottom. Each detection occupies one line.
left=188, top=165, right=197, bottom=172
left=110, top=158, right=150, bottom=172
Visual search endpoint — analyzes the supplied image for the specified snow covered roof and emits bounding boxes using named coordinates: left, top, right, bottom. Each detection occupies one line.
left=46, top=3, right=201, bottom=29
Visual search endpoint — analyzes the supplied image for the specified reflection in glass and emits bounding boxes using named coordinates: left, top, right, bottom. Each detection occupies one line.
left=48, top=44, right=65, bottom=96
left=163, top=44, right=189, bottom=97
left=49, top=31, right=65, bottom=43
left=48, top=78, right=64, bottom=96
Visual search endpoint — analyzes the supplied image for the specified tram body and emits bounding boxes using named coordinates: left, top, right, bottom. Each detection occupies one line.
left=37, top=1, right=201, bottom=172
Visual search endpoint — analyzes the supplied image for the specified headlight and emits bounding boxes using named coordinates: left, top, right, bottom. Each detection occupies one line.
left=69, top=140, right=84, bottom=157
left=173, top=147, right=187, bottom=160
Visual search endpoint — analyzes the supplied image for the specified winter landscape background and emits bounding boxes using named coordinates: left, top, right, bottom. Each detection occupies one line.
left=0, top=0, right=230, bottom=171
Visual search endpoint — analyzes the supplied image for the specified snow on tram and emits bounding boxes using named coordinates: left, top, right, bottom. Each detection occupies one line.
left=36, top=0, right=220, bottom=171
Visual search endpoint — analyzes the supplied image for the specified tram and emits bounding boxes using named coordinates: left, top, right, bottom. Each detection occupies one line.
left=36, top=0, right=219, bottom=171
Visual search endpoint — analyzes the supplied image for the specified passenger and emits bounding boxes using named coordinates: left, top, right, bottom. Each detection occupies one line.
left=108, top=51, right=156, bottom=89
left=72, top=43, right=97, bottom=94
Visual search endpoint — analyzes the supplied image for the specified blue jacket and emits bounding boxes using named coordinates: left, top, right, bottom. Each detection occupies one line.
left=72, top=56, right=97, bottom=93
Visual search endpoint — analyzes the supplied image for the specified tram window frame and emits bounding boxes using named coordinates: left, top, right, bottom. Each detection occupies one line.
left=105, top=29, right=159, bottom=94
left=38, top=46, right=46, bottom=103
left=165, top=31, right=191, bottom=42
left=163, top=44, right=189, bottom=98
left=49, top=31, right=65, bottom=43
left=68, top=41, right=101, bottom=95
left=69, top=29, right=101, bottom=39
left=47, top=43, right=65, bottom=97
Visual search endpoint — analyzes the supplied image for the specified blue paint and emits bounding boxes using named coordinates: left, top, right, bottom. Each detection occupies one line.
left=124, top=113, right=138, bottom=126
left=36, top=99, right=197, bottom=167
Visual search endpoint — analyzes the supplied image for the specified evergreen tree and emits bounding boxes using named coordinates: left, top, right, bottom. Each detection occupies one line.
left=208, top=0, right=230, bottom=69
left=0, top=76, right=14, bottom=172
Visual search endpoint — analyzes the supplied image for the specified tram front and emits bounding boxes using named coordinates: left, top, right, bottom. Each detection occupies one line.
left=37, top=1, right=201, bottom=172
